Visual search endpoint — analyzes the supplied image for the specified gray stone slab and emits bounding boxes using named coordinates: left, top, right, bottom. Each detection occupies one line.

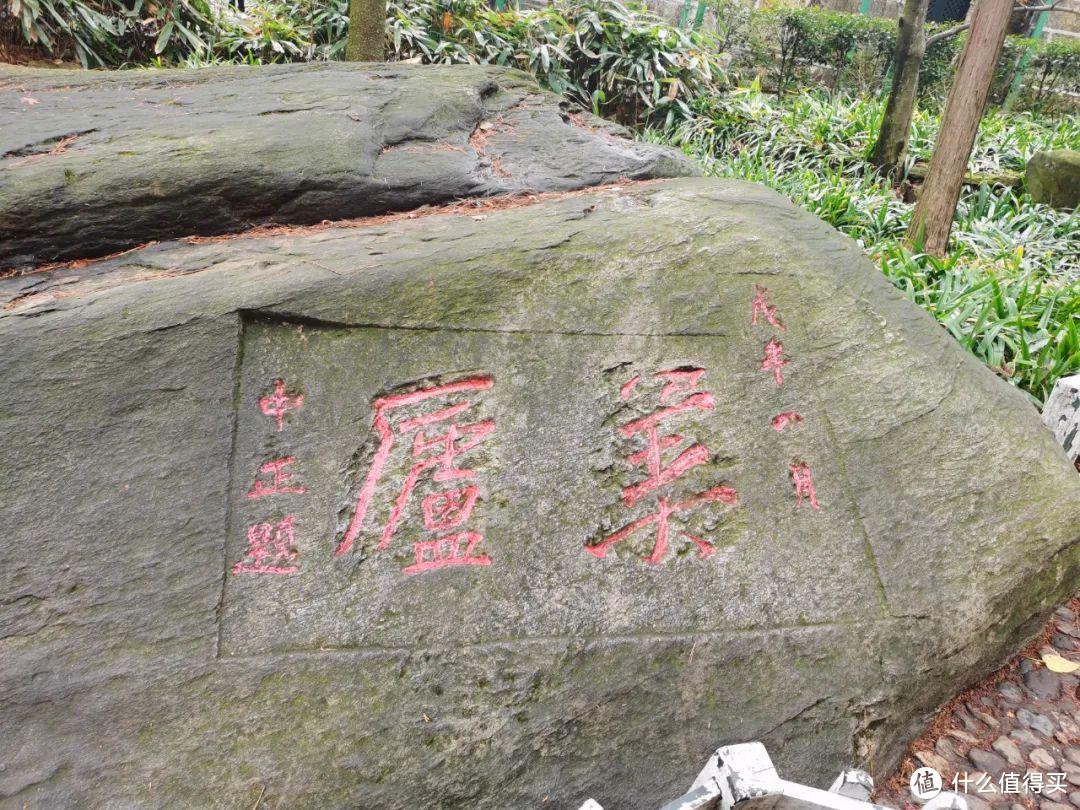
left=1019, top=709, right=1057, bottom=737
left=1027, top=668, right=1064, bottom=701
left=970, top=748, right=1011, bottom=774
left=0, top=62, right=696, bottom=271
left=1043, top=374, right=1080, bottom=463
left=1, top=178, right=1078, bottom=807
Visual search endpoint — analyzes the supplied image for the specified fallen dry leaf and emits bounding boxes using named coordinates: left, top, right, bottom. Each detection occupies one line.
left=1041, top=652, right=1079, bottom=673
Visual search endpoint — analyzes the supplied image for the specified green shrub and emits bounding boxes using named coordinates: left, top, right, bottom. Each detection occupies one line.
left=1004, top=36, right=1080, bottom=111
left=708, top=0, right=754, bottom=55
left=770, top=7, right=895, bottom=95
left=209, top=0, right=347, bottom=63
left=2, top=0, right=215, bottom=66
left=387, top=0, right=725, bottom=126
left=1031, top=37, right=1080, bottom=97
left=918, top=24, right=963, bottom=98
left=703, top=3, right=1076, bottom=108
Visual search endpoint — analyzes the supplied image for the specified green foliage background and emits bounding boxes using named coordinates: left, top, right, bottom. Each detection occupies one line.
left=4, top=0, right=1078, bottom=112
left=384, top=0, right=723, bottom=126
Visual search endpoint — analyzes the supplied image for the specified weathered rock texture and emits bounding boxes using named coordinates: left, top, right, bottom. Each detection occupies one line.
left=1043, top=373, right=1080, bottom=463
left=2, top=178, right=1078, bottom=808
left=1026, top=149, right=1080, bottom=210
left=0, top=62, right=695, bottom=271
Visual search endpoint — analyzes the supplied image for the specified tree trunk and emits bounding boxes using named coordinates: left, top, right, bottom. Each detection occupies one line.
left=345, top=0, right=386, bottom=61
left=869, top=0, right=930, bottom=176
left=905, top=0, right=1013, bottom=256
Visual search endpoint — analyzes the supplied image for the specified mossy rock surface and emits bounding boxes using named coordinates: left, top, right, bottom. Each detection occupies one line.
left=0, top=62, right=695, bottom=272
left=1025, top=149, right=1080, bottom=209
left=1, top=178, right=1078, bottom=808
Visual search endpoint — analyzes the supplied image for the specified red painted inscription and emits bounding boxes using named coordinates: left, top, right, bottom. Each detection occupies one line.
left=247, top=456, right=307, bottom=499
left=233, top=515, right=300, bottom=575
left=336, top=375, right=495, bottom=575
left=770, top=411, right=804, bottom=431
left=259, top=379, right=304, bottom=431
left=751, top=284, right=785, bottom=331
left=789, top=462, right=820, bottom=510
left=587, top=368, right=738, bottom=563
left=760, top=338, right=789, bottom=385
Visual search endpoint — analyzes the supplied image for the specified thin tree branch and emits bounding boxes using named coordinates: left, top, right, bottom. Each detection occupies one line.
left=926, top=21, right=971, bottom=46
left=1016, top=0, right=1071, bottom=11
left=924, top=0, right=1072, bottom=46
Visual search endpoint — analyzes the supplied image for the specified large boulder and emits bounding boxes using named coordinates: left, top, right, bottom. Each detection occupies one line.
left=2, top=176, right=1078, bottom=808
left=1026, top=149, right=1080, bottom=209
left=0, top=63, right=695, bottom=271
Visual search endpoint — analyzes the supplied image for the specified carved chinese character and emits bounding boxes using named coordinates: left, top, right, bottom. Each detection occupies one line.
left=336, top=375, right=495, bottom=575
left=588, top=367, right=738, bottom=564
left=760, top=338, right=789, bottom=385
left=588, top=487, right=737, bottom=564
left=789, top=461, right=820, bottom=509
left=619, top=374, right=641, bottom=400
left=421, top=485, right=479, bottom=531
left=259, top=379, right=304, bottom=431
left=751, top=284, right=784, bottom=331
left=247, top=456, right=307, bottom=499
left=619, top=368, right=715, bottom=508
left=403, top=531, right=490, bottom=574
left=770, top=411, right=803, bottom=431
left=233, top=515, right=299, bottom=575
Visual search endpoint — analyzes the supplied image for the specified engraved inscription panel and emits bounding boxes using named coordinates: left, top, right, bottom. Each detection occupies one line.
left=220, top=284, right=883, bottom=656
